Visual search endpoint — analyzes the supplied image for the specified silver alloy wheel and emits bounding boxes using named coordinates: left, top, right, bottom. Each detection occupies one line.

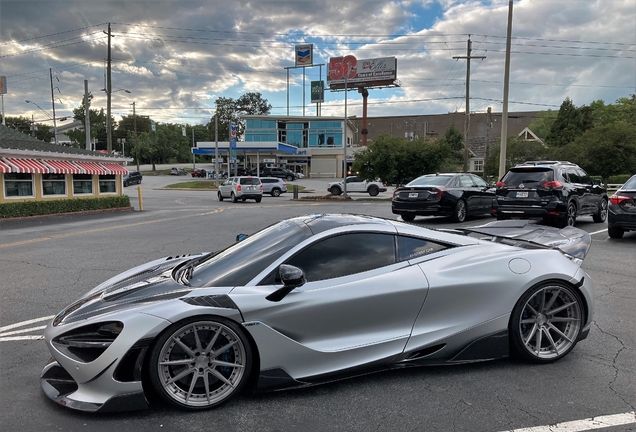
left=453, top=200, right=467, bottom=222
left=519, top=285, right=581, bottom=360
left=594, top=199, right=608, bottom=222
left=156, top=321, right=247, bottom=408
left=566, top=202, right=576, bottom=226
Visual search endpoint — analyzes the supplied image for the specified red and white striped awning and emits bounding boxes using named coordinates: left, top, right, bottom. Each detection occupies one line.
left=0, top=159, right=11, bottom=173
left=100, top=162, right=129, bottom=175
left=74, top=161, right=108, bottom=175
left=4, top=157, right=50, bottom=174
left=42, top=160, right=82, bottom=174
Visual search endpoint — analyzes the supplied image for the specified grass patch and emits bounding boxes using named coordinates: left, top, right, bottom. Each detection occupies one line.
left=165, top=181, right=218, bottom=189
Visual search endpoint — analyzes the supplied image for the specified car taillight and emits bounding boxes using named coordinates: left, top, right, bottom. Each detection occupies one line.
left=541, top=180, right=563, bottom=189
left=433, top=188, right=444, bottom=200
left=495, top=181, right=506, bottom=188
left=260, top=185, right=263, bottom=190
left=282, top=183, right=287, bottom=187
left=610, top=194, right=630, bottom=205
left=237, top=185, right=242, bottom=191
left=392, top=189, right=399, bottom=199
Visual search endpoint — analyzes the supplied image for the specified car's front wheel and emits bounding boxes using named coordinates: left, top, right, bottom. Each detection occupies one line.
left=592, top=198, right=608, bottom=223
left=368, top=186, right=379, bottom=196
left=217, top=191, right=224, bottom=201
left=509, top=282, right=583, bottom=363
left=451, top=199, right=467, bottom=223
left=271, top=188, right=281, bottom=197
left=148, top=316, right=253, bottom=410
left=286, top=175, right=294, bottom=181
left=330, top=186, right=342, bottom=195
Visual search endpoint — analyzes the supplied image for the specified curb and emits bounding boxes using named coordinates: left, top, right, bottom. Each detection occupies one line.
left=0, top=206, right=135, bottom=222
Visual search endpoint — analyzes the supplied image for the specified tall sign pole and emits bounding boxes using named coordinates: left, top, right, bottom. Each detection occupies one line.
left=84, top=80, right=91, bottom=150
left=499, top=0, right=514, bottom=180
left=50, top=68, right=59, bottom=145
left=214, top=115, right=219, bottom=186
left=105, top=22, right=113, bottom=153
left=0, top=75, right=6, bottom=125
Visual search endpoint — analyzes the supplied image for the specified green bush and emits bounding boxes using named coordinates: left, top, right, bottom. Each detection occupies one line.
left=0, top=196, right=131, bottom=219
left=607, top=174, right=633, bottom=184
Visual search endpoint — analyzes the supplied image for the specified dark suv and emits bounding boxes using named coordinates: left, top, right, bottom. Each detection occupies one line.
left=249, top=167, right=296, bottom=181
left=492, top=161, right=608, bottom=228
left=123, top=171, right=142, bottom=187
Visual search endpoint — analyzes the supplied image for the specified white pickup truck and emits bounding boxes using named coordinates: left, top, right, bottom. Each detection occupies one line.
left=328, top=176, right=387, bottom=196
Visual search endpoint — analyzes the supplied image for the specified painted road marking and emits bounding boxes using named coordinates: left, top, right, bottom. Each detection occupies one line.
left=501, top=411, right=636, bottom=432
left=0, top=315, right=53, bottom=342
left=589, top=228, right=608, bottom=236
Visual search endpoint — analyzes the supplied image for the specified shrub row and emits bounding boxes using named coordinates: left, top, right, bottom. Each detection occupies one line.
left=0, top=196, right=131, bottom=219
left=590, top=174, right=632, bottom=184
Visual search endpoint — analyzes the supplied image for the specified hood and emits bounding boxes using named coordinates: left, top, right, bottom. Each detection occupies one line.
left=459, top=220, right=592, bottom=262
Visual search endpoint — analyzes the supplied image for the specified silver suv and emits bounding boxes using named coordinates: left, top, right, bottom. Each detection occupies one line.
left=218, top=176, right=263, bottom=203
left=260, top=177, right=288, bottom=197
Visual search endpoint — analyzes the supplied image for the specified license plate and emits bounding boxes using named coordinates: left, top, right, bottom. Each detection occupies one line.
left=409, top=192, right=418, bottom=198
left=516, top=191, right=528, bottom=198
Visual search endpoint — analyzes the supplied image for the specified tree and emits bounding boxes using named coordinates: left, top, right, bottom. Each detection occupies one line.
left=4, top=116, right=53, bottom=142
left=351, top=134, right=452, bottom=185
left=66, top=94, right=113, bottom=150
left=206, top=92, right=272, bottom=141
left=546, top=97, right=588, bottom=147
left=527, top=110, right=556, bottom=140
left=437, top=123, right=464, bottom=166
left=484, top=137, right=551, bottom=178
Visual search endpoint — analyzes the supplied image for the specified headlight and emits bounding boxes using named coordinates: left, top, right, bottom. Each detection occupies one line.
left=52, top=321, right=124, bottom=363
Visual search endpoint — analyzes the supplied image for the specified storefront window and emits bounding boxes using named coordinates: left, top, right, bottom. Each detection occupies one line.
left=42, top=173, right=67, bottom=196
left=73, top=174, right=93, bottom=195
left=99, top=174, right=117, bottom=194
left=4, top=173, right=34, bottom=198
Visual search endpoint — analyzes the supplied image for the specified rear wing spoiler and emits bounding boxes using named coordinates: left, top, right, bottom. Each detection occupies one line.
left=444, top=220, right=592, bottom=262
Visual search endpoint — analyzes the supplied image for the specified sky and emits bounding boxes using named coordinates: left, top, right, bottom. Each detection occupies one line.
left=0, top=0, right=634, bottom=128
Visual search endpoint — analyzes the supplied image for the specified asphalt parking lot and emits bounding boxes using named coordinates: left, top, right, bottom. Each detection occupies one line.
left=0, top=174, right=634, bottom=432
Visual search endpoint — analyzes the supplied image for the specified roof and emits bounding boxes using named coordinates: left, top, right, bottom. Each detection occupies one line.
left=0, top=124, right=128, bottom=162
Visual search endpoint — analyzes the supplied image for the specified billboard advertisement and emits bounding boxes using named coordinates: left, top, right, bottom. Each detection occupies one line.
left=327, top=55, right=398, bottom=89
left=295, top=44, right=313, bottom=66
left=0, top=76, right=6, bottom=94
left=310, top=80, right=324, bottom=103
left=230, top=123, right=237, bottom=161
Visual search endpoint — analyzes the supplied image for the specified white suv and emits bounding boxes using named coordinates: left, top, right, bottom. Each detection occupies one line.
left=218, top=176, right=263, bottom=203
left=260, top=177, right=288, bottom=197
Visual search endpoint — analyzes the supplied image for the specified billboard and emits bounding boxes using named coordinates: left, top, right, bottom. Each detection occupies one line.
left=295, top=44, right=313, bottom=67
left=310, top=80, right=324, bottom=103
left=0, top=76, right=6, bottom=94
left=230, top=123, right=237, bottom=161
left=327, top=55, right=398, bottom=89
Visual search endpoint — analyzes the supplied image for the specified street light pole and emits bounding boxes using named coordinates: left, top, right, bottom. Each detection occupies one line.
left=50, top=68, right=58, bottom=145
left=343, top=70, right=350, bottom=195
left=106, top=22, right=113, bottom=154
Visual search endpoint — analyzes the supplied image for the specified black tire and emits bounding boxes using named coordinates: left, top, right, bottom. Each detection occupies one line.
left=401, top=214, right=415, bottom=222
left=368, top=186, right=379, bottom=197
left=592, top=198, right=608, bottom=223
left=496, top=214, right=508, bottom=221
left=218, top=191, right=224, bottom=201
left=255, top=197, right=262, bottom=203
left=557, top=202, right=576, bottom=228
left=231, top=193, right=238, bottom=203
left=608, top=226, right=624, bottom=239
left=509, top=281, right=583, bottom=363
left=451, top=199, right=467, bottom=223
left=286, top=175, right=294, bottom=181
left=123, top=181, right=129, bottom=187
left=147, top=316, right=253, bottom=411
left=271, top=188, right=281, bottom=197
left=242, top=197, right=246, bottom=202
left=330, top=186, right=342, bottom=196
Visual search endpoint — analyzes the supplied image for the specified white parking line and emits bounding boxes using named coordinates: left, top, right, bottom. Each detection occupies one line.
left=0, top=315, right=54, bottom=333
left=589, top=228, right=608, bottom=236
left=0, top=335, right=44, bottom=342
left=501, top=411, right=636, bottom=432
left=0, top=325, right=46, bottom=337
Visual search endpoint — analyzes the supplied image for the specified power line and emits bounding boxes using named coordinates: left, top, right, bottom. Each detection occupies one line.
left=0, top=36, right=107, bottom=59
left=0, top=23, right=107, bottom=46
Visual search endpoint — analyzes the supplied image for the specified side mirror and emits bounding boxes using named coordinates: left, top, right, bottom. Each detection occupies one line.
left=236, top=234, right=249, bottom=242
left=266, top=264, right=306, bottom=302
left=592, top=179, right=602, bottom=186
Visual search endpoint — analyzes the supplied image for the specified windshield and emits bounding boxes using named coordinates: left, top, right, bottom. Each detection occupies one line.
left=622, top=176, right=636, bottom=190
left=407, top=175, right=453, bottom=187
left=186, top=219, right=311, bottom=287
left=240, top=178, right=260, bottom=185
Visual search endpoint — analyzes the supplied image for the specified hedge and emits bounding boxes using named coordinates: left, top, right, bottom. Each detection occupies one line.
left=591, top=174, right=632, bottom=184
left=0, top=196, right=131, bottom=219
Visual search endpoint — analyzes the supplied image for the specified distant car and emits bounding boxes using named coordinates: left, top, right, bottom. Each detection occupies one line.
left=492, top=161, right=608, bottom=228
left=607, top=174, right=636, bottom=238
left=218, top=176, right=263, bottom=203
left=260, top=177, right=287, bottom=197
left=170, top=167, right=187, bottom=176
left=191, top=169, right=208, bottom=178
left=392, top=173, right=494, bottom=223
left=250, top=167, right=296, bottom=181
left=122, top=171, right=142, bottom=187
left=328, top=176, right=386, bottom=196
left=295, top=172, right=305, bottom=179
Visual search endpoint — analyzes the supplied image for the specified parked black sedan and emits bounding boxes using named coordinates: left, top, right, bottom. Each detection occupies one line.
left=608, top=174, right=636, bottom=238
left=392, top=173, right=495, bottom=223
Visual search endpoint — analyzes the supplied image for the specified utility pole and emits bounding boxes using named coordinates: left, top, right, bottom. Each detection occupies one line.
left=31, top=114, right=35, bottom=136
left=84, top=79, right=91, bottom=150
left=105, top=22, right=113, bottom=153
left=132, top=101, right=139, bottom=172
left=499, top=0, right=514, bottom=180
left=49, top=68, right=59, bottom=145
left=484, top=107, right=492, bottom=181
left=454, top=38, right=486, bottom=172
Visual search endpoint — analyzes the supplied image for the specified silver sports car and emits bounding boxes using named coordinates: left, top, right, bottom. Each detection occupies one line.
left=41, top=214, right=594, bottom=413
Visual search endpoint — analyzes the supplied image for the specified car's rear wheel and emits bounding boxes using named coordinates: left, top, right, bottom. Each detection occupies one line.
left=286, top=175, right=294, bottom=181
left=148, top=316, right=252, bottom=411
left=557, top=202, right=577, bottom=228
left=509, top=282, right=583, bottom=363
left=255, top=197, right=262, bottom=203
left=271, top=188, right=281, bottom=197
left=608, top=226, right=624, bottom=239
left=330, top=186, right=342, bottom=195
left=368, top=186, right=379, bottom=196
left=217, top=191, right=224, bottom=201
left=400, top=214, right=415, bottom=222
left=592, top=198, right=608, bottom=223
left=231, top=193, right=238, bottom=203
left=451, top=199, right=467, bottom=223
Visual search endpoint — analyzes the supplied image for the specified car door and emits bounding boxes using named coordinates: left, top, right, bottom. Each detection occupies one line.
left=219, top=178, right=233, bottom=197
left=458, top=174, right=481, bottom=213
left=471, top=175, right=495, bottom=213
left=346, top=176, right=363, bottom=192
left=564, top=168, right=587, bottom=211
left=577, top=168, right=602, bottom=213
left=239, top=231, right=429, bottom=354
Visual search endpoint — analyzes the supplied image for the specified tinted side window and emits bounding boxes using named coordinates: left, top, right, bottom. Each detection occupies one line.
left=576, top=168, right=591, bottom=184
left=565, top=168, right=580, bottom=183
left=285, top=233, right=396, bottom=282
left=460, top=175, right=475, bottom=187
left=398, top=236, right=451, bottom=261
left=472, top=176, right=488, bottom=188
